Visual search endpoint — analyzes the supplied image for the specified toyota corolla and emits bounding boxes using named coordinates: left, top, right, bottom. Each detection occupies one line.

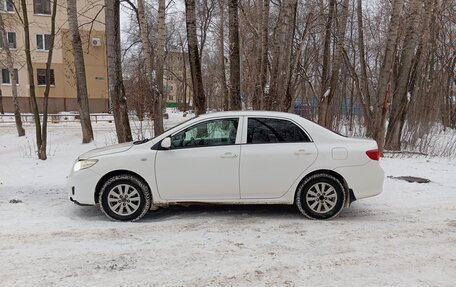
left=68, top=111, right=384, bottom=221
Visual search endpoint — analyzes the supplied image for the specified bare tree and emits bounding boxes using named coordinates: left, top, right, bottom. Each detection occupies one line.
left=385, top=0, right=422, bottom=150
left=185, top=0, right=206, bottom=115
left=0, top=88, right=3, bottom=114
left=155, top=0, right=166, bottom=135
left=374, top=0, right=405, bottom=154
left=39, top=0, right=58, bottom=160
left=66, top=0, right=94, bottom=143
left=20, top=0, right=57, bottom=159
left=267, top=0, right=298, bottom=111
left=319, top=0, right=349, bottom=128
left=117, top=0, right=455, bottom=155
left=318, top=0, right=335, bottom=123
left=258, top=0, right=269, bottom=110
left=105, top=0, right=132, bottom=143
left=20, top=0, right=40, bottom=149
left=356, top=0, right=374, bottom=137
left=136, top=0, right=164, bottom=136
left=228, top=0, right=241, bottom=110
left=217, top=0, right=229, bottom=110
left=0, top=13, right=24, bottom=136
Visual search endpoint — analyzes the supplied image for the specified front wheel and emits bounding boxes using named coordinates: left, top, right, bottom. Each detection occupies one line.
left=99, top=174, right=151, bottom=221
left=296, top=174, right=345, bottom=220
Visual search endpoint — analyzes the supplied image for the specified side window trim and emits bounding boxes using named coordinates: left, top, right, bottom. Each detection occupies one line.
left=246, top=116, right=313, bottom=144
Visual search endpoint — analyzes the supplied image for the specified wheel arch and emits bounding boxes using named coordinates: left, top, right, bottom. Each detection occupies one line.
left=294, top=169, right=350, bottom=205
left=94, top=170, right=152, bottom=204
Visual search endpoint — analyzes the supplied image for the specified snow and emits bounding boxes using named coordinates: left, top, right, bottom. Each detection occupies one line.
left=323, top=89, right=331, bottom=98
left=1, top=115, right=456, bottom=286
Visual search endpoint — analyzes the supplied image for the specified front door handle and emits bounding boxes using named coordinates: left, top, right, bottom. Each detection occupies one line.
left=220, top=152, right=238, bottom=158
left=294, top=149, right=313, bottom=156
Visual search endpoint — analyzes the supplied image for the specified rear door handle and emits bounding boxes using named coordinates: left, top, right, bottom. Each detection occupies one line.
left=294, top=149, right=312, bottom=156
left=220, top=152, right=238, bottom=158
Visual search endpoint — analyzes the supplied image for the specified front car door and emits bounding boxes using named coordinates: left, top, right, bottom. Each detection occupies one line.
left=240, top=117, right=318, bottom=199
left=155, top=117, right=242, bottom=200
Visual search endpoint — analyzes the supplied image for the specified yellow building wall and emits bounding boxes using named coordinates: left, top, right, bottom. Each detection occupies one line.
left=0, top=0, right=108, bottom=112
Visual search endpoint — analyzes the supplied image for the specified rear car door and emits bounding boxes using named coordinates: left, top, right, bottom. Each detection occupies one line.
left=240, top=117, right=317, bottom=199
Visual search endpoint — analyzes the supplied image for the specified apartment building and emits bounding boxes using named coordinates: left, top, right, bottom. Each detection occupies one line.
left=163, top=50, right=192, bottom=109
left=0, top=0, right=108, bottom=113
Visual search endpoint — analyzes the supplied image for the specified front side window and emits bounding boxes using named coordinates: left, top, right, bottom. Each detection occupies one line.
left=247, top=117, right=310, bottom=144
left=36, top=34, right=51, bottom=51
left=171, top=118, right=239, bottom=148
left=0, top=32, right=16, bottom=49
left=37, top=68, right=55, bottom=85
left=34, top=0, right=50, bottom=14
left=1, top=68, right=19, bottom=84
left=0, top=0, right=14, bottom=12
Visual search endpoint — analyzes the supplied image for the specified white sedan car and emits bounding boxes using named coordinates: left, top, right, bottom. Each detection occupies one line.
left=68, top=111, right=383, bottom=221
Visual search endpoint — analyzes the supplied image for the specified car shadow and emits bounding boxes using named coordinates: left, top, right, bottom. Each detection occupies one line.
left=141, top=204, right=302, bottom=222
left=69, top=202, right=381, bottom=222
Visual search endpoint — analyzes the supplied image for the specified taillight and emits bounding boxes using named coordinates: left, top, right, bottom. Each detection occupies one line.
left=366, top=149, right=380, bottom=160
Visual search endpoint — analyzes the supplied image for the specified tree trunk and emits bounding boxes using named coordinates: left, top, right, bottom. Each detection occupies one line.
left=177, top=31, right=188, bottom=112
left=374, top=0, right=405, bottom=155
left=318, top=0, right=349, bottom=128
left=21, top=0, right=42, bottom=157
left=356, top=0, right=374, bottom=137
left=66, top=0, right=94, bottom=143
left=281, top=0, right=298, bottom=112
left=155, top=0, right=165, bottom=136
left=217, top=0, right=229, bottom=111
left=318, top=0, right=335, bottom=125
left=137, top=0, right=164, bottom=136
left=268, top=0, right=298, bottom=111
left=39, top=0, right=58, bottom=160
left=0, top=88, right=3, bottom=114
left=185, top=0, right=206, bottom=115
left=228, top=0, right=241, bottom=110
left=385, top=0, right=423, bottom=150
left=0, top=13, right=25, bottom=136
left=259, top=0, right=269, bottom=110
left=105, top=0, right=132, bottom=142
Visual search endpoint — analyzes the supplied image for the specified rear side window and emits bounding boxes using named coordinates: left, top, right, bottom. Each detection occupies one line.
left=247, top=118, right=310, bottom=144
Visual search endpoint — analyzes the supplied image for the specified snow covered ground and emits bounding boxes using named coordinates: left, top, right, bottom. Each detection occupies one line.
left=1, top=115, right=455, bottom=286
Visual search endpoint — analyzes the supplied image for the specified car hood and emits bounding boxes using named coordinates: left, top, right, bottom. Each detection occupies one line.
left=78, top=142, right=133, bottom=159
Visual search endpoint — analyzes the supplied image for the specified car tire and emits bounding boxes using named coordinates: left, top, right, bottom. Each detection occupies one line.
left=295, top=173, right=345, bottom=220
left=99, top=174, right=151, bottom=222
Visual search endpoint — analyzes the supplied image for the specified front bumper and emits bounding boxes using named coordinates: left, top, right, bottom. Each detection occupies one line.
left=67, top=168, right=101, bottom=205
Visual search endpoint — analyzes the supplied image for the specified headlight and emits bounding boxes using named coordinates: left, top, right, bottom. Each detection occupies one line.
left=73, top=159, right=98, bottom=172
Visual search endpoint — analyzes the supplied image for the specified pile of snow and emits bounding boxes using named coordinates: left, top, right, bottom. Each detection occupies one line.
left=0, top=117, right=455, bottom=286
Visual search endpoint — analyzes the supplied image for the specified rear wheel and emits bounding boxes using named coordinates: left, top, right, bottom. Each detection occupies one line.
left=296, top=173, right=345, bottom=220
left=99, top=174, right=151, bottom=221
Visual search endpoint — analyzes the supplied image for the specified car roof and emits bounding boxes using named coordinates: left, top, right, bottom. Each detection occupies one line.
left=197, top=110, right=303, bottom=120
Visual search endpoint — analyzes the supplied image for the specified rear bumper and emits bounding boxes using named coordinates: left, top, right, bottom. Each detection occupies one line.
left=334, top=161, right=384, bottom=200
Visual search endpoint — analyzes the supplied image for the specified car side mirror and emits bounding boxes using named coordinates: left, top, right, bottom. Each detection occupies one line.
left=161, top=137, right=171, bottom=149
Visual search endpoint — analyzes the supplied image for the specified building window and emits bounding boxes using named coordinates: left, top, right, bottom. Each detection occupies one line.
left=0, top=0, right=14, bottom=12
left=0, top=31, right=17, bottom=49
left=1, top=68, right=19, bottom=85
left=34, top=0, right=50, bottom=15
left=37, top=69, right=55, bottom=86
left=36, top=34, right=51, bottom=51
